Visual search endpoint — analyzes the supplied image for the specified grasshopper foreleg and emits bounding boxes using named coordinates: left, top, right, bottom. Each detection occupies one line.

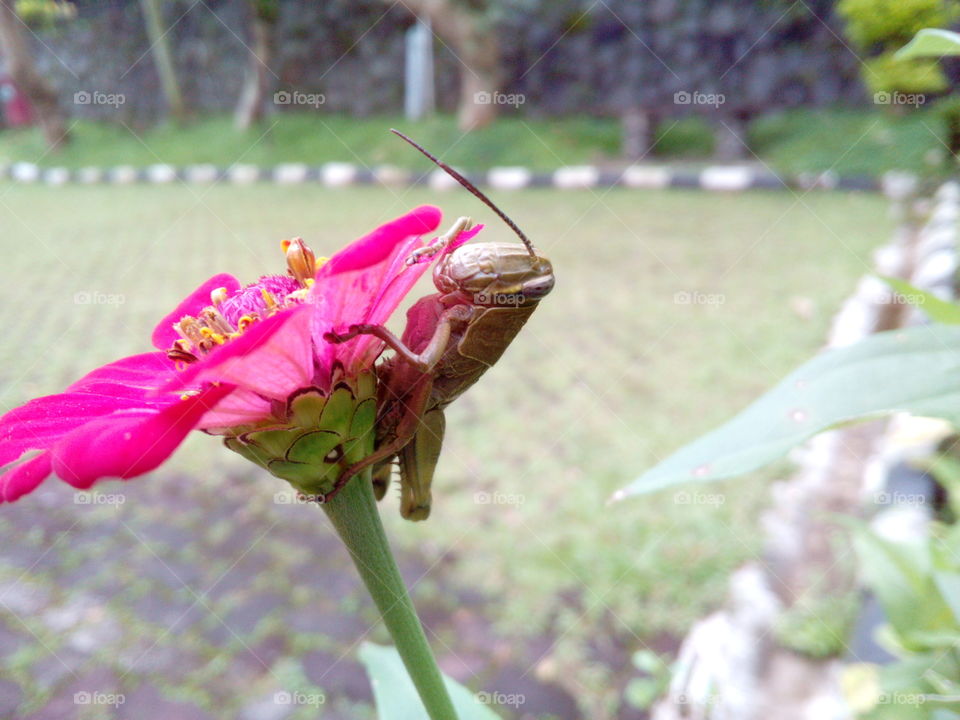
left=405, top=216, right=474, bottom=266
left=318, top=303, right=474, bottom=504
left=325, top=303, right=474, bottom=373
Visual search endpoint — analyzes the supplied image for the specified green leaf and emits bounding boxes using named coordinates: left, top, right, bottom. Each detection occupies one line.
left=897, top=29, right=960, bottom=60
left=359, top=643, right=502, bottom=720
left=620, top=325, right=960, bottom=498
left=880, top=276, right=960, bottom=324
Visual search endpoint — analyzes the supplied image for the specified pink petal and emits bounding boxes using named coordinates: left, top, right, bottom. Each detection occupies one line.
left=68, top=352, right=177, bottom=403
left=0, top=352, right=178, bottom=466
left=311, top=207, right=446, bottom=375
left=163, top=304, right=313, bottom=402
left=0, top=452, right=52, bottom=503
left=197, top=387, right=275, bottom=431
left=0, top=394, right=150, bottom=465
left=51, top=383, right=234, bottom=489
left=151, top=273, right=242, bottom=350
left=322, top=206, right=441, bottom=275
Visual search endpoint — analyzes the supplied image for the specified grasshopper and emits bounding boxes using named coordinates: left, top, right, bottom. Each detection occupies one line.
left=319, top=130, right=555, bottom=519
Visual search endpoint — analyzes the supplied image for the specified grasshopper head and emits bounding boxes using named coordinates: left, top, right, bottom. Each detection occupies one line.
left=434, top=242, right=554, bottom=307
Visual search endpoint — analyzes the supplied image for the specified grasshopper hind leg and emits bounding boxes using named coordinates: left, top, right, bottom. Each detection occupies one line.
left=371, top=457, right=394, bottom=501
left=399, top=408, right=446, bottom=521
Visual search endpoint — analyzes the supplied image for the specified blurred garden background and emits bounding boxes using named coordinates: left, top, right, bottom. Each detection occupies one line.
left=0, top=2, right=959, bottom=720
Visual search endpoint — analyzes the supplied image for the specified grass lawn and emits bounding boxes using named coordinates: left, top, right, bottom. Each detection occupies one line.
left=0, top=183, right=892, bottom=715
left=0, top=106, right=953, bottom=177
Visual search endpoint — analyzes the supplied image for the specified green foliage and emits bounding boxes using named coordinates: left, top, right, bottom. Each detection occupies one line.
left=358, top=643, right=500, bottom=720
left=844, top=522, right=960, bottom=718
left=654, top=116, right=715, bottom=157
left=838, top=0, right=959, bottom=96
left=623, top=325, right=960, bottom=498
left=898, top=28, right=960, bottom=60
left=838, top=0, right=959, bottom=48
left=623, top=651, right=671, bottom=711
left=749, top=106, right=952, bottom=176
left=863, top=53, right=948, bottom=95
left=774, top=593, right=859, bottom=658
left=0, top=114, right=621, bottom=171
left=15, top=0, right=75, bottom=27
left=881, top=277, right=960, bottom=324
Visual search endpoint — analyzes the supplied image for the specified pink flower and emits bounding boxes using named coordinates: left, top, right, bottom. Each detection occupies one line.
left=0, top=206, right=478, bottom=503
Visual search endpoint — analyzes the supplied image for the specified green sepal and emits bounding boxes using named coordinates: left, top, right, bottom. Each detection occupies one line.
left=289, top=389, right=327, bottom=427
left=221, top=370, right=380, bottom=496
left=287, top=430, right=342, bottom=464
left=320, top=386, right=357, bottom=438
left=268, top=459, right=339, bottom=492
left=240, top=427, right=303, bottom=458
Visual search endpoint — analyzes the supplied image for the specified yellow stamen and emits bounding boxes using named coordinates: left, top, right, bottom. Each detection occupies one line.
left=199, top=327, right=226, bottom=345
left=261, top=288, right=277, bottom=310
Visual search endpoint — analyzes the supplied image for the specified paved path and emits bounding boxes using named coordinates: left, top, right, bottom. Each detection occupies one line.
left=0, top=468, right=579, bottom=719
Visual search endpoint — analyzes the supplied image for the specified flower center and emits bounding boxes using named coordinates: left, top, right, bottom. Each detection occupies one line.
left=167, top=238, right=326, bottom=366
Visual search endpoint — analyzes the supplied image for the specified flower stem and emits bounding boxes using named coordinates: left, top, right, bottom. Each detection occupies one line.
left=321, top=471, right=458, bottom=720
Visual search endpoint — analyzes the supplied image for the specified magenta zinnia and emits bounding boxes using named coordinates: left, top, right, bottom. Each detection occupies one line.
left=0, top=206, right=479, bottom=503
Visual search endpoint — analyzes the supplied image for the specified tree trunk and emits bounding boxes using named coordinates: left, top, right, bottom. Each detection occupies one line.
left=235, top=1, right=278, bottom=130
left=139, top=0, right=186, bottom=122
left=621, top=107, right=657, bottom=160
left=394, top=0, right=499, bottom=131
left=0, top=0, right=69, bottom=150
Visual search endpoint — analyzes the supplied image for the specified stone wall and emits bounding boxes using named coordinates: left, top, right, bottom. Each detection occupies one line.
left=32, top=0, right=865, bottom=124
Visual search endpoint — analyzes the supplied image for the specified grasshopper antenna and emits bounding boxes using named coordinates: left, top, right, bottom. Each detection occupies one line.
left=390, top=128, right=537, bottom=258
